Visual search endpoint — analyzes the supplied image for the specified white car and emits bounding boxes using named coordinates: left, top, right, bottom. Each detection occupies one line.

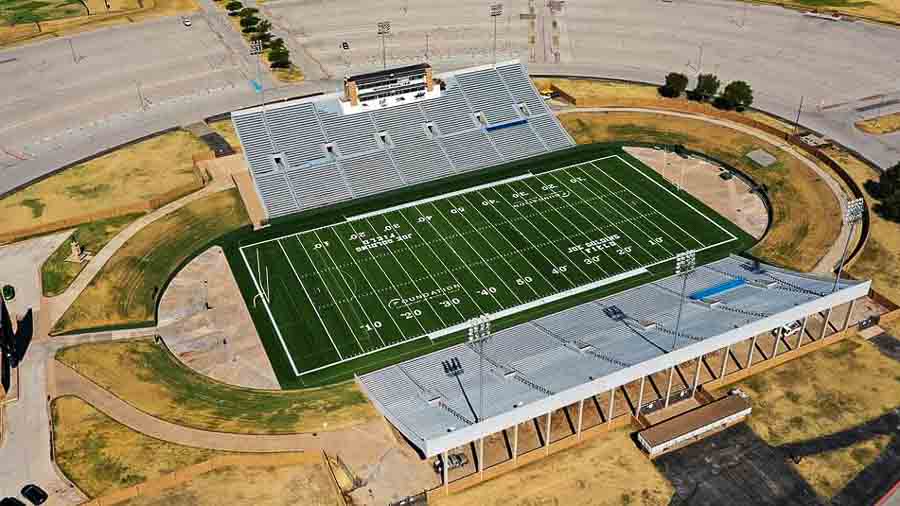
left=772, top=320, right=802, bottom=339
left=182, top=17, right=192, bottom=27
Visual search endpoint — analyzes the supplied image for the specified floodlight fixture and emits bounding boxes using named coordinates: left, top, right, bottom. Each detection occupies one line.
left=442, top=357, right=463, bottom=377
left=489, top=3, right=503, bottom=64
left=603, top=305, right=626, bottom=321
left=675, top=250, right=697, bottom=275
left=833, top=198, right=865, bottom=293
left=377, top=21, right=392, bottom=69
left=672, top=249, right=697, bottom=352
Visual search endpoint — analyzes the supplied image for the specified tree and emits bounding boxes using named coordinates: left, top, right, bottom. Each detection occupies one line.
left=255, top=19, right=271, bottom=33
left=239, top=15, right=260, bottom=29
left=716, top=80, right=754, bottom=111
left=659, top=72, right=689, bottom=98
left=269, top=47, right=291, bottom=69
left=690, top=73, right=720, bottom=102
left=251, top=31, right=272, bottom=45
left=269, top=37, right=286, bottom=50
left=866, top=162, right=900, bottom=222
left=238, top=7, right=258, bottom=17
left=225, top=1, right=242, bottom=14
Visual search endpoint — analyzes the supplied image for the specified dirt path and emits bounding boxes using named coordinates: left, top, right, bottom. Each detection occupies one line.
left=556, top=107, right=853, bottom=275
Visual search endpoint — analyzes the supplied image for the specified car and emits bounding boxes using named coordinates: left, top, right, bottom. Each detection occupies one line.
left=772, top=320, right=802, bottom=339
left=0, top=497, right=26, bottom=506
left=182, top=16, right=192, bottom=27
left=20, top=485, right=47, bottom=505
left=432, top=452, right=468, bottom=473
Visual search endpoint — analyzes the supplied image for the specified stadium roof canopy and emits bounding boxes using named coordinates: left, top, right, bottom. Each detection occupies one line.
left=358, top=255, right=870, bottom=457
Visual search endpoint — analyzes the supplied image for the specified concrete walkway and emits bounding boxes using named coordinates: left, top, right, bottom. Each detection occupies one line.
left=46, top=178, right=235, bottom=327
left=557, top=106, right=853, bottom=274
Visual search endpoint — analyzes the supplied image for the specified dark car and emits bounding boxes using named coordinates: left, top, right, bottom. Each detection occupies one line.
left=0, top=498, right=26, bottom=506
left=20, top=485, right=47, bottom=505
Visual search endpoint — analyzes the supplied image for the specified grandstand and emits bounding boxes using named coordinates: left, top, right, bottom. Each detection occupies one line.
left=231, top=60, right=574, bottom=220
left=358, top=255, right=870, bottom=470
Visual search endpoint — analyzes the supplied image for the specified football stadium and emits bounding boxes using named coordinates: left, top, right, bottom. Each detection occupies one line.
left=224, top=60, right=872, bottom=493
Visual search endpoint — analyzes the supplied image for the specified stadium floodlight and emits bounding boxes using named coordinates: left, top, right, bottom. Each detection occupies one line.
left=249, top=40, right=276, bottom=155
left=442, top=357, right=463, bottom=377
left=832, top=197, right=865, bottom=293
left=468, top=315, right=492, bottom=422
left=490, top=3, right=503, bottom=64
left=377, top=21, right=391, bottom=69
left=672, top=250, right=697, bottom=352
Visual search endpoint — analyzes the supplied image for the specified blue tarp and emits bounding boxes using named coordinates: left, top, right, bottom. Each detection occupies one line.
left=485, top=118, right=527, bottom=132
left=689, top=278, right=746, bottom=300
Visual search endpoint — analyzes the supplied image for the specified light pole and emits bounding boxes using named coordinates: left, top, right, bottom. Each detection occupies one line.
left=833, top=198, right=864, bottom=293
left=672, top=250, right=696, bottom=352
left=250, top=40, right=276, bottom=154
left=377, top=21, right=391, bottom=69
left=468, top=315, right=492, bottom=422
left=490, top=3, right=503, bottom=64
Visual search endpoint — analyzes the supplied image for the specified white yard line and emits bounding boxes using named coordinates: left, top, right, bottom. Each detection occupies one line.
left=358, top=215, right=449, bottom=329
left=239, top=246, right=301, bottom=377
left=295, top=236, right=364, bottom=354
left=329, top=227, right=399, bottom=348
left=546, top=169, right=663, bottom=263
left=519, top=176, right=629, bottom=273
left=490, top=185, right=604, bottom=280
left=345, top=219, right=431, bottom=335
left=276, top=239, right=345, bottom=361
left=580, top=162, right=690, bottom=252
left=372, top=213, right=462, bottom=325
left=459, top=191, right=565, bottom=293
left=345, top=172, right=537, bottom=222
left=309, top=231, right=374, bottom=352
left=396, top=209, right=478, bottom=319
left=448, top=194, right=544, bottom=299
left=429, top=201, right=525, bottom=307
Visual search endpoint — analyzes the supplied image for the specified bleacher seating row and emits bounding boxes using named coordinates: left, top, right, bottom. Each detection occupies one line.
left=232, top=61, right=574, bottom=219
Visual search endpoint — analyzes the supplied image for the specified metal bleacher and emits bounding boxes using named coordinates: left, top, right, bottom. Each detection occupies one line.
left=232, top=61, right=575, bottom=219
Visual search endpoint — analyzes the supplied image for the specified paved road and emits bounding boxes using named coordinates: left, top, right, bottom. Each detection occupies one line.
left=2, top=0, right=899, bottom=198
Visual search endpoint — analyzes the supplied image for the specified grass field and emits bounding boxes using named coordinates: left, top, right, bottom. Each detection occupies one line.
left=0, top=129, right=205, bottom=243
left=41, top=213, right=141, bottom=296
left=559, top=112, right=842, bottom=272
left=855, top=111, right=900, bottom=135
left=0, top=0, right=85, bottom=25
left=241, top=154, right=737, bottom=378
left=52, top=396, right=224, bottom=497
left=53, top=189, right=248, bottom=334
left=56, top=338, right=376, bottom=434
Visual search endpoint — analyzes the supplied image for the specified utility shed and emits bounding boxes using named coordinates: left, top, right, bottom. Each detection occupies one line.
left=637, top=393, right=752, bottom=457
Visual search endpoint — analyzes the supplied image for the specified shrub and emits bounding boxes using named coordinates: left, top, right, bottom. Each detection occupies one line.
left=866, top=162, right=900, bottom=222
left=238, top=7, right=258, bottom=17
left=239, top=15, right=260, bottom=29
left=1, top=285, right=14, bottom=301
left=659, top=72, right=689, bottom=98
left=690, top=73, right=720, bottom=102
left=225, top=1, right=242, bottom=13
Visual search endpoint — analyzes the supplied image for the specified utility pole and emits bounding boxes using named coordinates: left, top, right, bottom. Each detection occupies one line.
left=377, top=21, right=391, bottom=69
left=832, top=198, right=864, bottom=293
left=425, top=33, right=429, bottom=62
left=250, top=40, right=276, bottom=155
left=490, top=3, right=503, bottom=65
left=135, top=81, right=145, bottom=111
left=672, top=250, right=697, bottom=352
left=794, top=95, right=804, bottom=136
left=468, top=315, right=492, bottom=422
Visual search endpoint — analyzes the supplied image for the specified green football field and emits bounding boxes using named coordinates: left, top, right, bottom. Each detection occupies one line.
left=239, top=154, right=737, bottom=377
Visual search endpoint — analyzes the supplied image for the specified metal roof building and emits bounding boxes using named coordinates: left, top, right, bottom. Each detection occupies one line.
left=358, top=255, right=870, bottom=459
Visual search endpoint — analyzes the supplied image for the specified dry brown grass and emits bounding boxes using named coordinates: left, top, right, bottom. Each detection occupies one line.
left=559, top=111, right=842, bottom=271
left=748, top=0, right=900, bottom=25
left=735, top=337, right=900, bottom=446
left=0, top=130, right=206, bottom=241
left=53, top=190, right=248, bottom=333
left=794, top=435, right=891, bottom=499
left=731, top=336, right=900, bottom=497
left=118, top=460, right=341, bottom=506
left=56, top=338, right=376, bottom=434
left=51, top=396, right=223, bottom=497
left=855, top=112, right=900, bottom=135
left=823, top=146, right=900, bottom=304
left=0, top=0, right=199, bottom=47
left=434, top=428, right=672, bottom=506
